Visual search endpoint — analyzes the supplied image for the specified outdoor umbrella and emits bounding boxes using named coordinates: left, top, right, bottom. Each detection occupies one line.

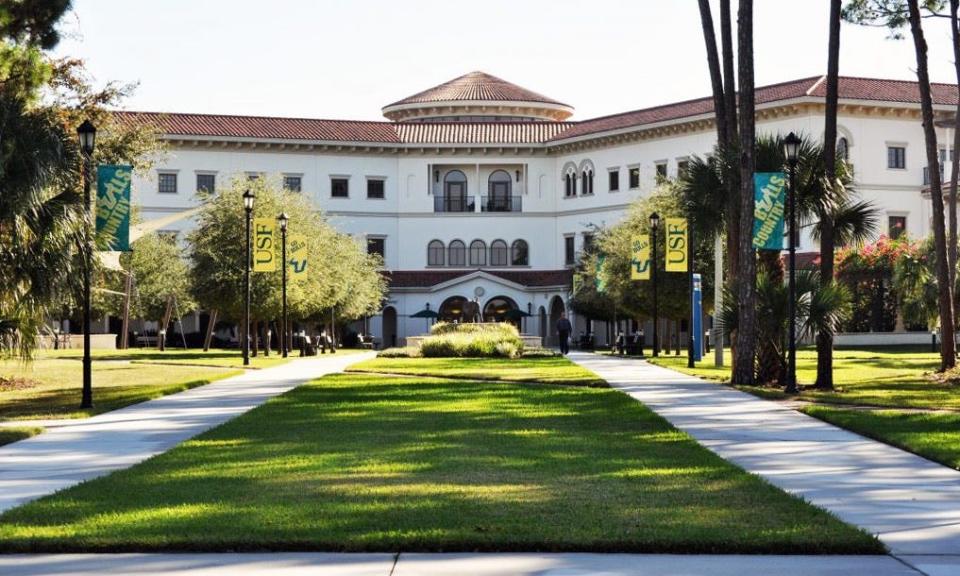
left=410, top=308, right=439, bottom=332
left=504, top=308, right=532, bottom=333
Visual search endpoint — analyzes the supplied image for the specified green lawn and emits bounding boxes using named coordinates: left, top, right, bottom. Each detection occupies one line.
left=0, top=426, right=43, bottom=447
left=0, top=351, right=246, bottom=421
left=0, top=371, right=881, bottom=554
left=46, top=348, right=291, bottom=370
left=802, top=406, right=960, bottom=471
left=347, top=356, right=605, bottom=387
left=648, top=348, right=957, bottom=410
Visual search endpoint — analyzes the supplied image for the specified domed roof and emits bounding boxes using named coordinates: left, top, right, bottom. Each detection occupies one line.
left=382, top=71, right=573, bottom=122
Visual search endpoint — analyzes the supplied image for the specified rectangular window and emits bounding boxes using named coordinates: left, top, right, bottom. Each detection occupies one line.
left=367, top=237, right=385, bottom=258
left=628, top=167, right=640, bottom=189
left=677, top=160, right=690, bottom=178
left=655, top=162, right=668, bottom=182
left=608, top=170, right=619, bottom=192
left=331, top=177, right=349, bottom=198
left=583, top=233, right=595, bottom=254
left=158, top=173, right=178, bottom=194
left=564, top=236, right=576, bottom=265
left=887, top=146, right=906, bottom=169
left=889, top=215, right=907, bottom=239
left=283, top=175, right=302, bottom=192
left=196, top=173, right=215, bottom=194
left=367, top=178, right=385, bottom=199
left=246, top=172, right=261, bottom=181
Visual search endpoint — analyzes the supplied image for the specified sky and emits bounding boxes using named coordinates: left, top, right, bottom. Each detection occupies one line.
left=53, top=1, right=960, bottom=122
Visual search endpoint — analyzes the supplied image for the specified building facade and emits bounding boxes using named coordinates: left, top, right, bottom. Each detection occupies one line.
left=122, top=71, right=960, bottom=346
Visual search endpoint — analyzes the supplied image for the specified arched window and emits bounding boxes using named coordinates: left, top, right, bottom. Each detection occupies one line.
left=837, top=137, right=849, bottom=160
left=469, top=240, right=486, bottom=266
left=427, top=240, right=445, bottom=266
left=448, top=239, right=466, bottom=266
left=438, top=296, right=469, bottom=323
left=564, top=172, right=576, bottom=197
left=511, top=239, right=529, bottom=266
left=487, top=170, right=512, bottom=211
left=582, top=169, right=594, bottom=195
left=490, top=239, right=508, bottom=266
left=444, top=170, right=468, bottom=212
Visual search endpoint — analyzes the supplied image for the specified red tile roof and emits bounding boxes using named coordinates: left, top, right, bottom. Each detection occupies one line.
left=385, top=71, right=569, bottom=107
left=118, top=75, right=960, bottom=146
left=386, top=269, right=572, bottom=289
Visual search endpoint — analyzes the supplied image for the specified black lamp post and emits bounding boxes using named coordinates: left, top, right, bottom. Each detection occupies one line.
left=650, top=211, right=660, bottom=357
left=242, top=189, right=255, bottom=366
left=77, top=120, right=96, bottom=409
left=278, top=212, right=289, bottom=358
left=783, top=132, right=802, bottom=394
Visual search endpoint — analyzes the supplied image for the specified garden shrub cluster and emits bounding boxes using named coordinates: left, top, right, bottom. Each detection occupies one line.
left=377, top=346, right=421, bottom=358
left=420, top=322, right=524, bottom=358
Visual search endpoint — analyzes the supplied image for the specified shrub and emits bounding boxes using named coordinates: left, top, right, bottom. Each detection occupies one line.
left=522, top=347, right=558, bottom=358
left=377, top=346, right=421, bottom=358
left=420, top=323, right=523, bottom=358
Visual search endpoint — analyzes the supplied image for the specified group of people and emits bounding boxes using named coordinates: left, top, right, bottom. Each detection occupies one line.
left=554, top=313, right=645, bottom=356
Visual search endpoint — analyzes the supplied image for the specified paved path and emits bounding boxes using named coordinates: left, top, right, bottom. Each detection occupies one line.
left=0, top=352, right=374, bottom=513
left=0, top=553, right=931, bottom=576
left=569, top=352, right=960, bottom=572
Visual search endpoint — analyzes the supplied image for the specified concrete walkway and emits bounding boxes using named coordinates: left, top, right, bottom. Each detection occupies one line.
left=569, top=352, right=960, bottom=573
left=0, top=351, right=374, bottom=513
left=0, top=553, right=930, bottom=576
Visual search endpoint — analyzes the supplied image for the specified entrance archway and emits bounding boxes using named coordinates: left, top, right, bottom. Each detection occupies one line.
left=438, top=296, right=469, bottom=323
left=382, top=306, right=398, bottom=348
left=483, top=295, right=518, bottom=326
left=548, top=296, right=565, bottom=346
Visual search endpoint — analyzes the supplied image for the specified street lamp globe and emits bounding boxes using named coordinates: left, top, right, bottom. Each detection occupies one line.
left=243, top=189, right=256, bottom=212
left=77, top=120, right=96, bottom=155
left=649, top=211, right=660, bottom=231
left=783, top=132, right=802, bottom=165
left=278, top=212, right=289, bottom=231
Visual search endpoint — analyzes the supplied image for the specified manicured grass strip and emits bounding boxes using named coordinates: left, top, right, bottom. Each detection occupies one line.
left=0, top=426, right=43, bottom=447
left=42, top=348, right=292, bottom=370
left=0, top=359, right=241, bottom=421
left=802, top=406, right=960, bottom=471
left=348, top=356, right=606, bottom=387
left=0, top=373, right=881, bottom=554
left=648, top=349, right=959, bottom=410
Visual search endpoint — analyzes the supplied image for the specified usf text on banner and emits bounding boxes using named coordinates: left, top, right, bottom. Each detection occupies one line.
left=288, top=234, right=308, bottom=281
left=95, top=165, right=132, bottom=251
left=752, top=172, right=786, bottom=250
left=631, top=236, right=651, bottom=280
left=253, top=218, right=276, bottom=272
left=665, top=218, right=688, bottom=272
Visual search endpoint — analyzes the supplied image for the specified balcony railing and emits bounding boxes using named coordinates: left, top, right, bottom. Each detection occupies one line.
left=924, top=165, right=946, bottom=186
left=434, top=195, right=475, bottom=213
left=481, top=195, right=522, bottom=213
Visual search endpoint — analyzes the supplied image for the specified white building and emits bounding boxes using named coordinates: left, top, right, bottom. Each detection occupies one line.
left=122, top=71, right=960, bottom=347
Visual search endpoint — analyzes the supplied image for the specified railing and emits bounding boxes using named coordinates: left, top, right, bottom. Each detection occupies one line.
left=434, top=195, right=475, bottom=213
left=481, top=195, right=522, bottom=213
left=923, top=165, right=946, bottom=186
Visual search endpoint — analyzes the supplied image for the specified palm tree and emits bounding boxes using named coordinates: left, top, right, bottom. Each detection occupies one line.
left=0, top=92, right=82, bottom=358
left=682, top=133, right=877, bottom=385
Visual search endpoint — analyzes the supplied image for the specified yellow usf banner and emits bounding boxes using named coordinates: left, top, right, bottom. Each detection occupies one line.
left=631, top=236, right=651, bottom=280
left=288, top=234, right=308, bottom=281
left=253, top=218, right=276, bottom=272
left=665, top=218, right=688, bottom=272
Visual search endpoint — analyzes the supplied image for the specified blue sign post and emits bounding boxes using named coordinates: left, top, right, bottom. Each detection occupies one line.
left=692, top=273, right=703, bottom=361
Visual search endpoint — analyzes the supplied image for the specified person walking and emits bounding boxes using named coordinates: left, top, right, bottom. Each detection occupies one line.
left=556, top=312, right=572, bottom=355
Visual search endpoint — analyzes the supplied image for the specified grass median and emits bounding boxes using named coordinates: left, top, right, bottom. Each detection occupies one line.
left=0, top=367, right=881, bottom=554
left=347, top=355, right=606, bottom=387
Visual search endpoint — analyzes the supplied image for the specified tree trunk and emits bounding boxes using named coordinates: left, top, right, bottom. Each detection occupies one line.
left=252, top=319, right=259, bottom=357
left=816, top=0, right=842, bottom=391
left=756, top=251, right=784, bottom=384
left=697, top=0, right=728, bottom=145
left=203, top=309, right=218, bottom=352
left=733, top=0, right=758, bottom=385
left=950, top=0, right=960, bottom=325
left=908, top=0, right=957, bottom=370
left=721, top=0, right=740, bottom=284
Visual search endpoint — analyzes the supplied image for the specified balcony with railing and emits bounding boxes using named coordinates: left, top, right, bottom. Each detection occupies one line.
left=481, top=195, right=522, bottom=213
left=924, top=164, right=947, bottom=186
left=434, top=195, right=475, bottom=213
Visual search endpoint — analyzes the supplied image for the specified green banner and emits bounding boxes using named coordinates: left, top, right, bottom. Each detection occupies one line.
left=595, top=254, right=607, bottom=293
left=752, top=172, right=786, bottom=251
left=96, top=164, right=132, bottom=251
